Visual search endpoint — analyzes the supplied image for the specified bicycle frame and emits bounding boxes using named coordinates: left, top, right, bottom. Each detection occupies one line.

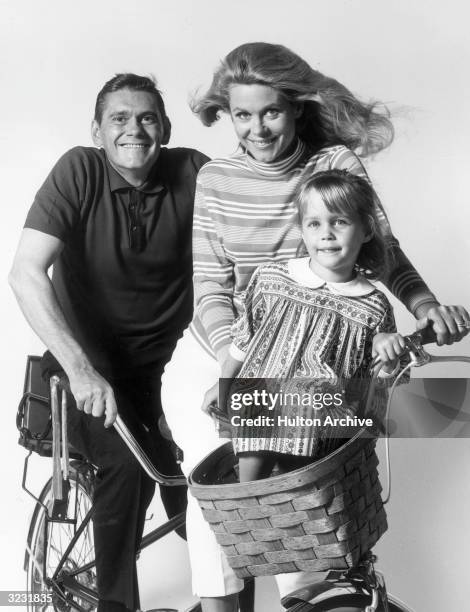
left=23, top=375, right=189, bottom=612
left=282, top=332, right=470, bottom=612
left=32, top=502, right=186, bottom=612
left=22, top=329, right=470, bottom=612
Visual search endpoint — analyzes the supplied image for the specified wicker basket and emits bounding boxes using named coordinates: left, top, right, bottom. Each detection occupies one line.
left=188, top=431, right=387, bottom=578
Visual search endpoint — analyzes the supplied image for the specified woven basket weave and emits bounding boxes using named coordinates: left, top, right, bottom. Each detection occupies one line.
left=189, top=431, right=387, bottom=578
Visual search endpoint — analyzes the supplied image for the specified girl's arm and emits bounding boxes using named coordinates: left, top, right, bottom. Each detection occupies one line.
left=372, top=301, right=409, bottom=384
left=332, top=147, right=469, bottom=344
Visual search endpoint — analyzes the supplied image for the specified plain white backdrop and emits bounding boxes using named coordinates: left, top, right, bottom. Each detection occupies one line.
left=2, top=1, right=470, bottom=610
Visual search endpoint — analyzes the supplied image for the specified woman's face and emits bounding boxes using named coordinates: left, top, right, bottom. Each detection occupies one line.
left=229, top=84, right=302, bottom=163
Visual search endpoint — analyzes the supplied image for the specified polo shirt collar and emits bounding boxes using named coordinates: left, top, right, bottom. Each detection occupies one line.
left=288, top=257, right=375, bottom=296
left=104, top=149, right=166, bottom=194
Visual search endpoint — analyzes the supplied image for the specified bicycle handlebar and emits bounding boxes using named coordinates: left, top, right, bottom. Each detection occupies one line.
left=404, top=325, right=437, bottom=347
left=50, top=376, right=186, bottom=487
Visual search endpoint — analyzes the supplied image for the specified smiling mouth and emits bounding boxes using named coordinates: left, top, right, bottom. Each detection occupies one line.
left=318, top=248, right=341, bottom=253
left=120, top=144, right=150, bottom=149
left=248, top=137, right=277, bottom=148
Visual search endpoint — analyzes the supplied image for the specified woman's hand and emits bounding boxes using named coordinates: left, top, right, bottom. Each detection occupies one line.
left=415, top=303, right=470, bottom=346
left=373, top=332, right=406, bottom=374
left=201, top=381, right=220, bottom=417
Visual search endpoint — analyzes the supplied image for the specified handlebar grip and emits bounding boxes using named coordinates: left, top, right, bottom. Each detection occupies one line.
left=404, top=324, right=437, bottom=348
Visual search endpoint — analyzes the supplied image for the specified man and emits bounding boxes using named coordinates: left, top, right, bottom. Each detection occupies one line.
left=9, top=74, right=209, bottom=612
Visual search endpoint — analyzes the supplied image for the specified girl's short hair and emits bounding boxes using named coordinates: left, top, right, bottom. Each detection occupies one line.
left=191, top=42, right=393, bottom=157
left=295, top=169, right=391, bottom=280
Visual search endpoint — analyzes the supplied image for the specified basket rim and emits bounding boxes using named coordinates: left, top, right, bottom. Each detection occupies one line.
left=189, top=428, right=376, bottom=498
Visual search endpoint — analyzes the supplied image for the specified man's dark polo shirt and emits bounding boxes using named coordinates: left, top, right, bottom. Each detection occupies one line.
left=25, top=146, right=209, bottom=376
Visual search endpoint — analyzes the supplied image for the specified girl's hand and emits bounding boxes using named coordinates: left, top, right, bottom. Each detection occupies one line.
left=201, top=382, right=219, bottom=417
left=373, top=332, right=406, bottom=373
left=415, top=304, right=470, bottom=346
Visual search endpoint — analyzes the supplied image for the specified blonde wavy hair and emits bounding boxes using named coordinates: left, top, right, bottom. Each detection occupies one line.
left=191, top=42, right=393, bottom=157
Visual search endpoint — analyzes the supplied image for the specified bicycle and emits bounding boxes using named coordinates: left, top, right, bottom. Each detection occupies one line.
left=280, top=328, right=470, bottom=611
left=18, top=359, right=197, bottom=612
left=17, top=328, right=470, bottom=612
left=189, top=328, right=470, bottom=612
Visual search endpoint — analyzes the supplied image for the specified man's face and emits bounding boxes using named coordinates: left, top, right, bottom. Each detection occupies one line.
left=92, top=88, right=169, bottom=186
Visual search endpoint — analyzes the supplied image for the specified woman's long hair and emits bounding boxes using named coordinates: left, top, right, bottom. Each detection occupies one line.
left=295, top=169, right=391, bottom=280
left=191, top=42, right=393, bottom=157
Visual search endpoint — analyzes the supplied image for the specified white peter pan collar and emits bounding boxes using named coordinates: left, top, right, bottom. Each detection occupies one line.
left=288, top=257, right=376, bottom=297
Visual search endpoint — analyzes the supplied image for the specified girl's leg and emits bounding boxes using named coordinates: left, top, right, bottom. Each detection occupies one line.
left=238, top=451, right=278, bottom=482
left=163, top=344, right=323, bottom=605
left=272, top=452, right=326, bottom=598
left=276, top=453, right=313, bottom=473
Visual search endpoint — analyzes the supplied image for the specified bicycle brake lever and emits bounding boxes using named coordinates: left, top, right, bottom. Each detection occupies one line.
left=403, top=334, right=431, bottom=367
left=403, top=324, right=438, bottom=367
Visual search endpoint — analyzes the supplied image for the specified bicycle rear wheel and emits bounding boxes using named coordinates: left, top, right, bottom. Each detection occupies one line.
left=25, top=462, right=97, bottom=611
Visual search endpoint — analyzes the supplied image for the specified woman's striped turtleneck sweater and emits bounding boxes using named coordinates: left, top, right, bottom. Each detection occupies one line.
left=191, top=140, right=436, bottom=357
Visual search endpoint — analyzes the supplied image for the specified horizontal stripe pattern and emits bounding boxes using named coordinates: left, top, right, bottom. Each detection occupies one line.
left=193, top=142, right=436, bottom=355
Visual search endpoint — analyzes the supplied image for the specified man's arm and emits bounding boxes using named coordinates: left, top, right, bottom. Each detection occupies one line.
left=9, top=228, right=117, bottom=427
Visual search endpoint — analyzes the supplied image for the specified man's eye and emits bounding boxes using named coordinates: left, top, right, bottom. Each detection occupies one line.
left=112, top=116, right=127, bottom=123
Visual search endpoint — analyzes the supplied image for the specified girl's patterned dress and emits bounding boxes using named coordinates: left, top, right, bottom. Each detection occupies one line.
left=229, top=258, right=397, bottom=457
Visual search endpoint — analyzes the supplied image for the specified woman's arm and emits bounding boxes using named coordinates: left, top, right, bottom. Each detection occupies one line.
left=333, top=147, right=469, bottom=344
left=192, top=169, right=236, bottom=364
left=200, top=353, right=244, bottom=417
left=200, top=266, right=265, bottom=416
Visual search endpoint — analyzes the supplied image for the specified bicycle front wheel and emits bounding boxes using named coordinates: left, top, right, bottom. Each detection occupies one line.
left=287, top=593, right=412, bottom=612
left=25, top=462, right=97, bottom=611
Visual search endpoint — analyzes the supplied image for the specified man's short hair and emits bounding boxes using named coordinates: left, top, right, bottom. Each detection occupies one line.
left=94, top=73, right=167, bottom=124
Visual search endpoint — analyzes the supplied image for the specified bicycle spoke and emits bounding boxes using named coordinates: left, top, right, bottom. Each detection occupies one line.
left=26, top=468, right=97, bottom=612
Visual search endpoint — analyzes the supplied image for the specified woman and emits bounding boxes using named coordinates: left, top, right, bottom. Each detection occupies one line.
left=161, top=42, right=469, bottom=612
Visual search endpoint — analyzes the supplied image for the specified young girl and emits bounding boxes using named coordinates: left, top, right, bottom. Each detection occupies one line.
left=207, top=169, right=407, bottom=482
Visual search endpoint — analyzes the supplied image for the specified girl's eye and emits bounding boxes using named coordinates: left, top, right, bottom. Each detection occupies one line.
left=334, top=218, right=349, bottom=226
left=307, top=220, right=320, bottom=228
left=235, top=111, right=250, bottom=121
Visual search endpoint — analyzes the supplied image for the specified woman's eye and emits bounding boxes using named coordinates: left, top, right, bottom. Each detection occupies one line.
left=235, top=112, right=250, bottom=120
left=265, top=108, right=280, bottom=119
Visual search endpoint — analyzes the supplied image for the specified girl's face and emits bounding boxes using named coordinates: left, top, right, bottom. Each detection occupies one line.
left=301, top=189, right=370, bottom=282
left=229, top=84, right=302, bottom=163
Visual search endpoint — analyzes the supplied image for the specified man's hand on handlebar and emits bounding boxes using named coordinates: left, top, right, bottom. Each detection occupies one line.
left=415, top=304, right=470, bottom=346
left=68, top=368, right=118, bottom=428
